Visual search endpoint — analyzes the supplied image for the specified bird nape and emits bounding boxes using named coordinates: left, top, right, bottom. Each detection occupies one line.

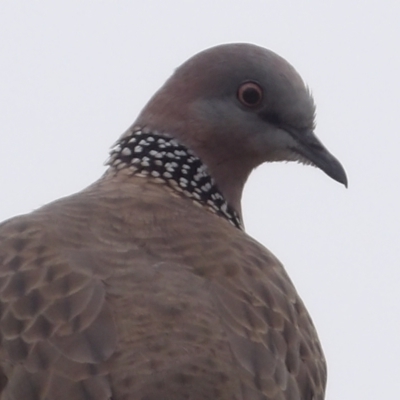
left=0, top=43, right=346, bottom=400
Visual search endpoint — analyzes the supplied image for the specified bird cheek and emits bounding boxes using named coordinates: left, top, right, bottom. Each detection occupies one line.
left=252, top=127, right=297, bottom=163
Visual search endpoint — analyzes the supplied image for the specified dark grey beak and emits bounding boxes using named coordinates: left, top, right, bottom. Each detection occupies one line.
left=288, top=129, right=348, bottom=187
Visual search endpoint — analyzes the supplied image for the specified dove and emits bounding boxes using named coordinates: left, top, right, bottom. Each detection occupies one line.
left=0, top=43, right=346, bottom=400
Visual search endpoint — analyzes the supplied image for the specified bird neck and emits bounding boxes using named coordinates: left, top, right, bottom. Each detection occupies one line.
left=105, top=127, right=243, bottom=230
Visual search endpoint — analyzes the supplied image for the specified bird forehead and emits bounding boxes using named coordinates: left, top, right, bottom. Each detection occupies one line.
left=177, top=43, right=303, bottom=90
left=172, top=44, right=313, bottom=124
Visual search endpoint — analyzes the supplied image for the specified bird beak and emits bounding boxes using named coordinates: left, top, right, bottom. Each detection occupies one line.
left=288, top=129, right=348, bottom=187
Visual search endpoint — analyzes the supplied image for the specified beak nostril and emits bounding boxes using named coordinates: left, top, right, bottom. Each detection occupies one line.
left=308, top=142, right=324, bottom=151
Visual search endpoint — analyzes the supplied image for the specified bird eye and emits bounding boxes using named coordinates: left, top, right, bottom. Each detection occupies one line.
left=237, top=82, right=263, bottom=107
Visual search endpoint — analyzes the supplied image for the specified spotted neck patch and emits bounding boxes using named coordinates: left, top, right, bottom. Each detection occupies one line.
left=106, top=127, right=242, bottom=230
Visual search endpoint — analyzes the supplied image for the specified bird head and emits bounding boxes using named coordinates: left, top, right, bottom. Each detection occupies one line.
left=135, top=43, right=347, bottom=215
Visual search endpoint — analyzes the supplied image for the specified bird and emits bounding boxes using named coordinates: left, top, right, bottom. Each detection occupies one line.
left=0, top=43, right=347, bottom=400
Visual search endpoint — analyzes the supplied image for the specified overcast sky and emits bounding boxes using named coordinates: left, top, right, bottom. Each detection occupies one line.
left=1, top=2, right=399, bottom=399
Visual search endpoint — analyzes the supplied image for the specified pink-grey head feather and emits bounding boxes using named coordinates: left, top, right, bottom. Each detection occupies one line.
left=135, top=43, right=347, bottom=216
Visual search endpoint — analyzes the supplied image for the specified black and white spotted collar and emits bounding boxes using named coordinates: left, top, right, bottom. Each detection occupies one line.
left=106, top=126, right=243, bottom=230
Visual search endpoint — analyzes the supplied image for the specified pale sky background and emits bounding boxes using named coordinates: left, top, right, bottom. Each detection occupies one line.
left=0, top=2, right=399, bottom=399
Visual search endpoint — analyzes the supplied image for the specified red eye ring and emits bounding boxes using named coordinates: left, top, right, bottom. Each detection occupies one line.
left=237, top=82, right=263, bottom=107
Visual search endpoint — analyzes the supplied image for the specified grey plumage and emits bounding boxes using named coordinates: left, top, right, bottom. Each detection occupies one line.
left=0, top=43, right=346, bottom=400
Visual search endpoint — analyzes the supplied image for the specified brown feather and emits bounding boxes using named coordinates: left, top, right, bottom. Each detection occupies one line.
left=0, top=176, right=326, bottom=399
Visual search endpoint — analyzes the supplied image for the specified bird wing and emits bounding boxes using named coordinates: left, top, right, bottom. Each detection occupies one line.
left=207, top=237, right=327, bottom=399
left=0, top=215, right=117, bottom=400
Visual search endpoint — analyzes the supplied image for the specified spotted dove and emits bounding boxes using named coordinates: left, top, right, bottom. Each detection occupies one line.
left=0, top=43, right=347, bottom=400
